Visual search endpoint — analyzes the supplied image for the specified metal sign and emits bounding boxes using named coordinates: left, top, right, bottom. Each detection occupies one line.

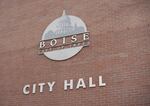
left=23, top=76, right=106, bottom=95
left=39, top=10, right=90, bottom=61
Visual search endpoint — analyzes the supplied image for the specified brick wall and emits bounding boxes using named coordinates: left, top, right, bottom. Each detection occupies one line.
left=0, top=0, right=150, bottom=106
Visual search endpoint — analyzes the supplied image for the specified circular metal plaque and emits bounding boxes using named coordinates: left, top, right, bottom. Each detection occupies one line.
left=42, top=11, right=87, bottom=60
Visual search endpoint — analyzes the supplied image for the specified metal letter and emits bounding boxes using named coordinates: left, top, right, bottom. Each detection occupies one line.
left=38, top=83, right=45, bottom=93
left=89, top=77, right=96, bottom=88
left=64, top=79, right=73, bottom=90
left=32, top=84, right=36, bottom=94
left=99, top=76, right=106, bottom=87
left=63, top=37, right=66, bottom=44
left=23, top=85, right=30, bottom=95
left=40, top=41, right=45, bottom=49
left=47, top=82, right=55, bottom=92
left=71, top=35, right=77, bottom=43
left=83, top=33, right=89, bottom=41
left=50, top=39, right=57, bottom=46
left=76, top=78, right=86, bottom=89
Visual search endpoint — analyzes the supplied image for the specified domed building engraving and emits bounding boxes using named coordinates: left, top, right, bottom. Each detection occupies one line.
left=44, top=10, right=86, bottom=40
